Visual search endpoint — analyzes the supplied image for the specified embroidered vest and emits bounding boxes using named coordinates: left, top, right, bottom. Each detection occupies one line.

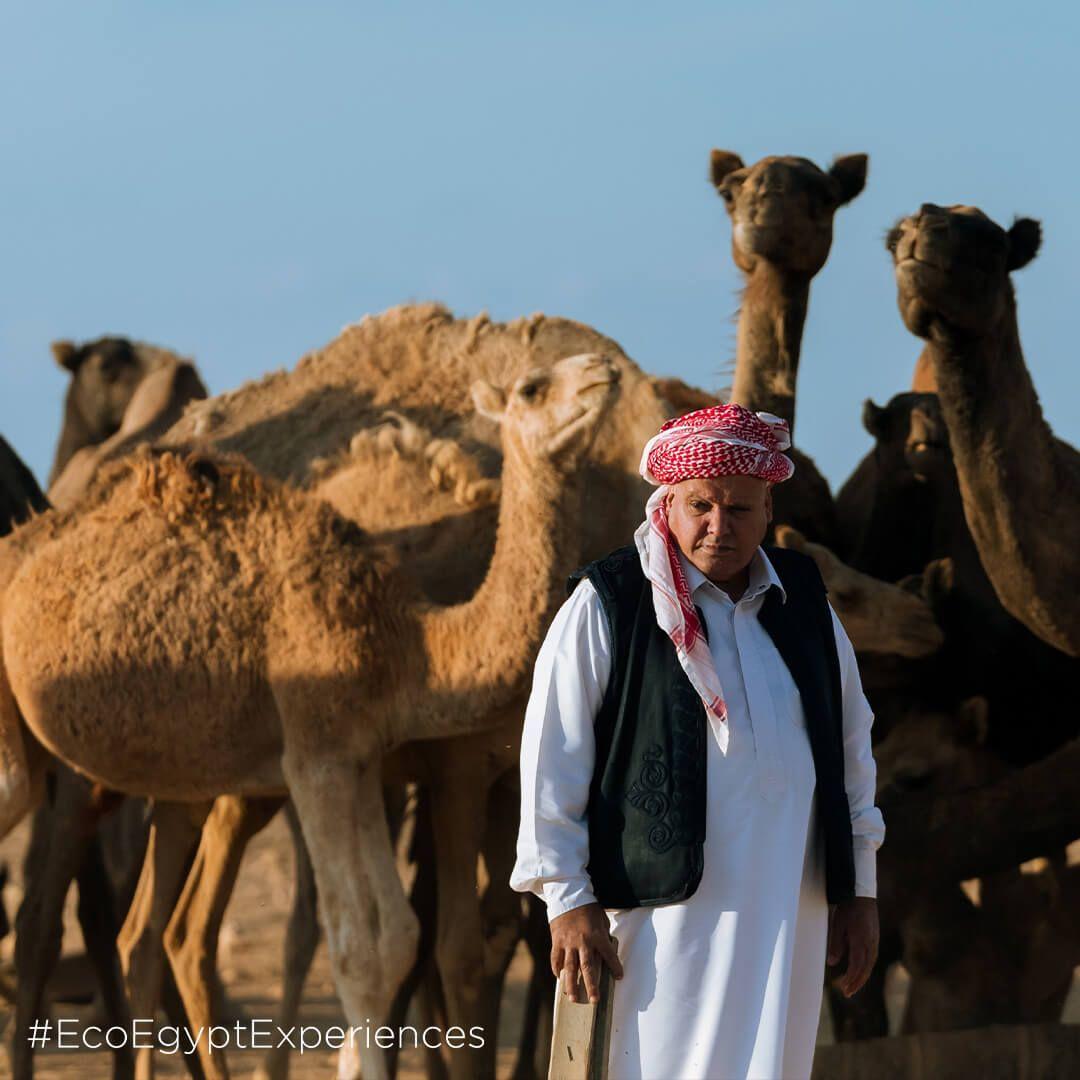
left=569, top=544, right=855, bottom=908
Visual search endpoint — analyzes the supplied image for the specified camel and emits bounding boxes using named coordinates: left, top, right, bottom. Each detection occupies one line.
left=772, top=525, right=942, bottom=657
left=709, top=150, right=867, bottom=543
left=48, top=336, right=207, bottom=488
left=49, top=351, right=208, bottom=511
left=0, top=438, right=47, bottom=536
left=887, top=203, right=1080, bottom=657
left=834, top=389, right=1079, bottom=765
left=148, top=306, right=678, bottom=1078
left=1, top=340, right=209, bottom=1078
left=0, top=352, right=620, bottom=1080
left=874, top=696, right=1080, bottom=1034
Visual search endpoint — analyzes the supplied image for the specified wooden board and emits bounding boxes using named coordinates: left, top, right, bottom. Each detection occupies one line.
left=548, top=944, right=618, bottom=1080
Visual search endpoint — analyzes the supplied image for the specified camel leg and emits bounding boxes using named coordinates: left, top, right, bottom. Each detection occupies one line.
left=76, top=829, right=141, bottom=1065
left=163, top=795, right=282, bottom=1080
left=283, top=752, right=419, bottom=1080
left=10, top=767, right=134, bottom=1080
left=385, top=787, right=448, bottom=1080
left=117, top=801, right=207, bottom=1080
left=478, top=769, right=527, bottom=1027
left=254, top=800, right=321, bottom=1080
left=512, top=895, right=555, bottom=1080
left=429, top=761, right=493, bottom=1080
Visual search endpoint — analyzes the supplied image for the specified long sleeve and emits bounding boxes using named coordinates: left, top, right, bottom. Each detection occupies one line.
left=510, top=579, right=612, bottom=921
left=829, top=602, right=886, bottom=898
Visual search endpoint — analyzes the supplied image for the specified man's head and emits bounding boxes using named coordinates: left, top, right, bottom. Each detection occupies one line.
left=665, top=475, right=772, bottom=582
left=638, top=402, right=793, bottom=584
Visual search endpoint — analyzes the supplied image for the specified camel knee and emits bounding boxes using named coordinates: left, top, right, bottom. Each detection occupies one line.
left=330, top=902, right=420, bottom=1004
left=435, top=917, right=484, bottom=990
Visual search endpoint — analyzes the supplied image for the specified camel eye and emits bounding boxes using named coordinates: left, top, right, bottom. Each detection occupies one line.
left=518, top=381, right=542, bottom=401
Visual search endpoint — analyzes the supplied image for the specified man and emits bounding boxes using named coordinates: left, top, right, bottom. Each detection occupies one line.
left=511, top=404, right=884, bottom=1079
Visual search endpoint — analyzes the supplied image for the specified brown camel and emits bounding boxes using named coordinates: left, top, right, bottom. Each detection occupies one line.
left=0, top=352, right=619, bottom=1080
left=875, top=697, right=1080, bottom=1034
left=709, top=149, right=868, bottom=543
left=0, top=438, right=47, bottom=536
left=887, top=203, right=1080, bottom=657
left=2, top=339, right=208, bottom=1079
left=0, top=436, right=46, bottom=992
left=49, top=350, right=208, bottom=511
left=772, top=525, right=942, bottom=657
left=835, top=389, right=1079, bottom=765
left=48, top=336, right=207, bottom=487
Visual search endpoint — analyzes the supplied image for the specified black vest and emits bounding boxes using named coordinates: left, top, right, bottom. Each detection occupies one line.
left=569, top=544, right=855, bottom=908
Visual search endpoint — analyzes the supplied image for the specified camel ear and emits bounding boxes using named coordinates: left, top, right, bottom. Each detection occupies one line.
left=471, top=379, right=507, bottom=423
left=957, top=696, right=989, bottom=746
left=896, top=572, right=924, bottom=597
left=921, top=557, right=956, bottom=615
left=51, top=340, right=80, bottom=372
left=862, top=399, right=888, bottom=440
left=774, top=524, right=805, bottom=551
left=709, top=149, right=745, bottom=191
left=1006, top=218, right=1041, bottom=271
left=828, top=154, right=868, bottom=206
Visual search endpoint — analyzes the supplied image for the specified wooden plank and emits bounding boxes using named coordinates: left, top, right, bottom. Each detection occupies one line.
left=548, top=941, right=617, bottom=1080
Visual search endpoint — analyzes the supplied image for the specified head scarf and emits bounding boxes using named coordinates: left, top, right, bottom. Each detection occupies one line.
left=632, top=404, right=794, bottom=753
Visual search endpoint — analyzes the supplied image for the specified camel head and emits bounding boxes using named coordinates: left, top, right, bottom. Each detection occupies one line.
left=863, top=392, right=951, bottom=485
left=774, top=525, right=943, bottom=657
left=51, top=336, right=148, bottom=443
left=471, top=353, right=620, bottom=467
left=874, top=696, right=992, bottom=798
left=710, top=151, right=868, bottom=277
left=887, top=204, right=1042, bottom=340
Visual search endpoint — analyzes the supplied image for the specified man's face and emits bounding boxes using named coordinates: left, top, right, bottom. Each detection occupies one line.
left=665, top=475, right=772, bottom=583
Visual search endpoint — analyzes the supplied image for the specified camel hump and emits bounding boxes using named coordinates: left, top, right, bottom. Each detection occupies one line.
left=131, top=449, right=274, bottom=522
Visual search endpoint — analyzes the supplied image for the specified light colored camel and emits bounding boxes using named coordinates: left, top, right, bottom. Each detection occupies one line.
left=709, top=150, right=868, bottom=543
left=155, top=305, right=680, bottom=1077
left=772, top=525, right=942, bottom=657
left=887, top=203, right=1080, bottom=657
left=0, top=352, right=619, bottom=1080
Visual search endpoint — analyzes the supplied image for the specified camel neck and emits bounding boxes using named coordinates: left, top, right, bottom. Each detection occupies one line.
left=929, top=308, right=1052, bottom=477
left=927, top=303, right=1059, bottom=567
left=731, top=264, right=810, bottom=435
left=419, top=440, right=582, bottom=722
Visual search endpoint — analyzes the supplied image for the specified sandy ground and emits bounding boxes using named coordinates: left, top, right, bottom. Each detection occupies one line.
left=1, top=811, right=1077, bottom=1078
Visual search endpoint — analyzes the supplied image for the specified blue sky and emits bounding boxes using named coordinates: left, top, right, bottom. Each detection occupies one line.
left=2, top=2, right=1077, bottom=491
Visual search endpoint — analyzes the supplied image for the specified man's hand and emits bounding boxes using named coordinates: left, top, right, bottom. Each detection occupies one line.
left=827, top=897, right=879, bottom=997
left=549, top=902, right=623, bottom=1004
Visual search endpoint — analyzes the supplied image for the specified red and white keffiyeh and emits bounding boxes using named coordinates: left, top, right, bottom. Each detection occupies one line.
left=632, top=404, right=794, bottom=754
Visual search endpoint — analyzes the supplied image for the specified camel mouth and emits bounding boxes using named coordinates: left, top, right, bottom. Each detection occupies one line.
left=896, top=254, right=939, bottom=272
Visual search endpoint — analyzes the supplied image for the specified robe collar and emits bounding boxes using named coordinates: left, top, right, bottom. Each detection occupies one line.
left=677, top=545, right=788, bottom=606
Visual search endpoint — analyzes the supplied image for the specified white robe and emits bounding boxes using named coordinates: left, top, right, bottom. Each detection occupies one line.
left=511, top=546, right=884, bottom=1080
